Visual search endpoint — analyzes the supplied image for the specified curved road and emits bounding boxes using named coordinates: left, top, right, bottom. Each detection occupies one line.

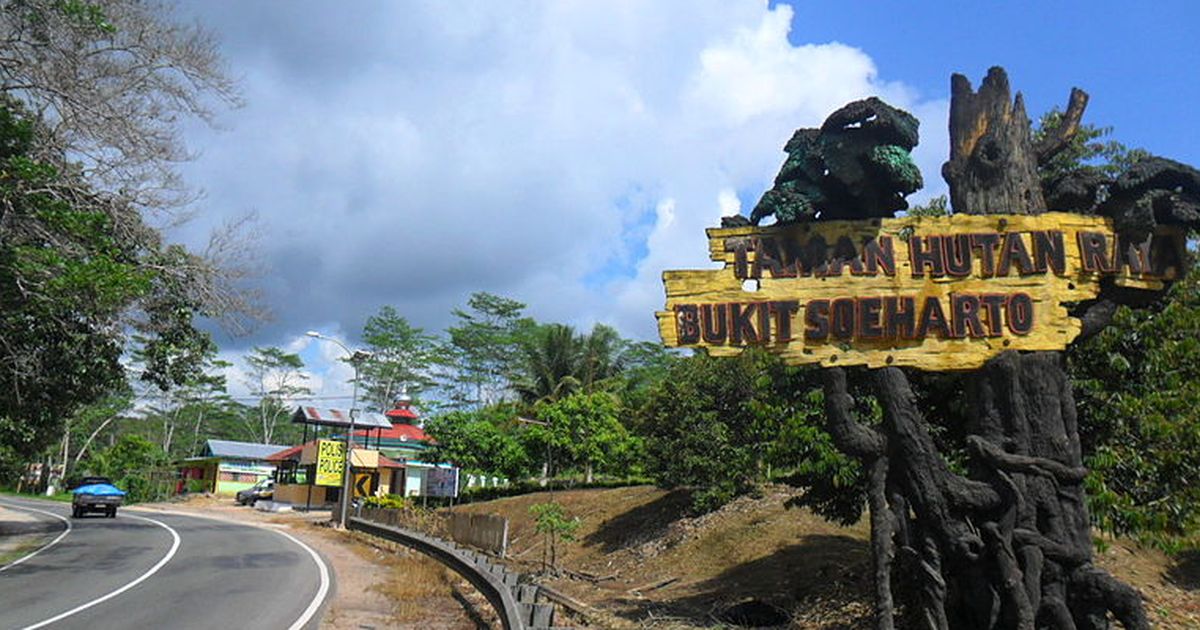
left=0, top=497, right=331, bottom=630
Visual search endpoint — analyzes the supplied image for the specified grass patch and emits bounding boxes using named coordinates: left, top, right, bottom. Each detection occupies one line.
left=332, top=528, right=494, bottom=627
left=0, top=489, right=72, bottom=503
left=0, top=536, right=49, bottom=565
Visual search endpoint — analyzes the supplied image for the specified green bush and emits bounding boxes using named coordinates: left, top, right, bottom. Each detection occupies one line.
left=363, top=494, right=411, bottom=510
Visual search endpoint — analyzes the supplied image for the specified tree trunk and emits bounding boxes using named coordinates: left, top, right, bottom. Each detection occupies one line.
left=938, top=67, right=1147, bottom=629
left=74, top=414, right=118, bottom=470
left=190, top=406, right=207, bottom=457
left=59, top=425, right=70, bottom=481
left=943, top=67, right=1045, bottom=217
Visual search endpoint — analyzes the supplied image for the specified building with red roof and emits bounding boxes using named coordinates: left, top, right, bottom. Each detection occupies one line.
left=261, top=395, right=456, bottom=508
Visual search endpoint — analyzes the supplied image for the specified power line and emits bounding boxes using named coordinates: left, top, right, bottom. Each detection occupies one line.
left=133, top=393, right=357, bottom=403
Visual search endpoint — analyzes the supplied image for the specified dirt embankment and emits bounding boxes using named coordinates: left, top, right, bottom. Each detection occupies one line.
left=451, top=485, right=1200, bottom=629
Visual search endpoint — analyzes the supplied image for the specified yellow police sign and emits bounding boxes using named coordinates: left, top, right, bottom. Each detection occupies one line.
left=315, top=439, right=345, bottom=487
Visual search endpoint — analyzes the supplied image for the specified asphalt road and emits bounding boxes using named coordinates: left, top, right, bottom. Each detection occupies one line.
left=0, top=496, right=331, bottom=630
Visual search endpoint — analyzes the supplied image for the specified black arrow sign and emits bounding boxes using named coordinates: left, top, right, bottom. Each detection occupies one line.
left=354, top=473, right=371, bottom=497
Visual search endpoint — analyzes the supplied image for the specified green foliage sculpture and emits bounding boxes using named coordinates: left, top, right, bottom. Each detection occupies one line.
left=744, top=97, right=923, bottom=225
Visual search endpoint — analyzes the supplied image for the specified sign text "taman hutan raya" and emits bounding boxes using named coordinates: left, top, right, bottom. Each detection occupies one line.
left=657, top=213, right=1185, bottom=370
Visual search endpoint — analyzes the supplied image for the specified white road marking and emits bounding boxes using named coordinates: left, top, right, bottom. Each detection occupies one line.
left=19, top=513, right=181, bottom=630
left=276, top=529, right=332, bottom=630
left=0, top=501, right=72, bottom=573
left=129, top=506, right=333, bottom=630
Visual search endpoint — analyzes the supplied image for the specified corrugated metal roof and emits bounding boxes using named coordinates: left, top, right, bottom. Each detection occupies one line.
left=290, top=406, right=392, bottom=429
left=203, top=439, right=289, bottom=461
left=265, top=439, right=405, bottom=469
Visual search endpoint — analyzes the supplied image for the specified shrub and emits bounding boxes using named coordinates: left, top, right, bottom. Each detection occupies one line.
left=364, top=494, right=411, bottom=510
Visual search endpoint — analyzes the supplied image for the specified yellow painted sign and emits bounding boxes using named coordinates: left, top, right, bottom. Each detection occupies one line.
left=658, top=213, right=1186, bottom=371
left=315, top=439, right=345, bottom=487
left=353, top=473, right=373, bottom=498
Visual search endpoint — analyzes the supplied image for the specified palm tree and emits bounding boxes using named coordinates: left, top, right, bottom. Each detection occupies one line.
left=512, top=323, right=629, bottom=404
left=514, top=324, right=582, bottom=404
left=578, top=324, right=625, bottom=388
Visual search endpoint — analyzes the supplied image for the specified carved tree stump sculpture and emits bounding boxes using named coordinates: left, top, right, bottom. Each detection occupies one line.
left=821, top=67, right=1200, bottom=630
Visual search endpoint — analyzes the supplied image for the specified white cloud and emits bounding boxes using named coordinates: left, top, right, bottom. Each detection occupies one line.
left=686, top=7, right=880, bottom=126
left=173, top=1, right=950, bottom=396
left=717, top=188, right=741, bottom=219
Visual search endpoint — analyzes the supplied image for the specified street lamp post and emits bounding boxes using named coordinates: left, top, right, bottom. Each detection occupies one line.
left=515, top=416, right=552, bottom=495
left=306, top=331, right=372, bottom=528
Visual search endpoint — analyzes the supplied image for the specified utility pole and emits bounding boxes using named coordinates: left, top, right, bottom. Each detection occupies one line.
left=307, top=331, right=373, bottom=528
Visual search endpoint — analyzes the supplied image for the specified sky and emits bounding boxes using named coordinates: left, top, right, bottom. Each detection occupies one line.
left=166, top=1, right=1200, bottom=405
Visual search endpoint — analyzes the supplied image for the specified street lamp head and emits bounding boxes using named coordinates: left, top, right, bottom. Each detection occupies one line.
left=305, top=331, right=322, bottom=338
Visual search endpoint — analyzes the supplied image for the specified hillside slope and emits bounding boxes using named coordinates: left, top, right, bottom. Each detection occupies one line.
left=452, top=485, right=1199, bottom=628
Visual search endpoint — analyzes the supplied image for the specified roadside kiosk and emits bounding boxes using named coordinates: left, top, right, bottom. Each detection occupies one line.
left=267, top=407, right=402, bottom=510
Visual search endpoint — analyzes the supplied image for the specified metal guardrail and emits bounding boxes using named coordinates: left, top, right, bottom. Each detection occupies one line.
left=347, top=517, right=528, bottom=630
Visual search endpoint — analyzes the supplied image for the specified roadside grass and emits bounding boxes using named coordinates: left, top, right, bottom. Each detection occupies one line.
left=0, top=489, right=72, bottom=503
left=0, top=536, right=50, bottom=566
left=368, top=546, right=461, bottom=623
left=320, top=526, right=497, bottom=627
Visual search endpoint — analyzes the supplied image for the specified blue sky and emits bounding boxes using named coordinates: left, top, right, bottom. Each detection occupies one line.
left=167, top=1, right=1200, bottom=403
left=779, top=0, right=1199, bottom=165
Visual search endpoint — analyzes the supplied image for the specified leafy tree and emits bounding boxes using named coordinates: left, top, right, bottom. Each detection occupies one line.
left=907, top=194, right=948, bottom=217
left=0, top=101, right=209, bottom=458
left=359, top=306, right=439, bottom=411
left=89, top=434, right=167, bottom=503
left=513, top=323, right=631, bottom=404
left=127, top=339, right=230, bottom=458
left=0, top=0, right=256, bottom=463
left=1032, top=107, right=1200, bottom=550
left=639, top=349, right=861, bottom=516
left=529, top=501, right=581, bottom=575
left=641, top=351, right=768, bottom=513
left=762, top=363, right=870, bottom=526
left=607, top=341, right=680, bottom=434
left=179, top=356, right=234, bottom=457
left=577, top=324, right=627, bottom=388
left=244, top=346, right=311, bottom=444
left=59, top=392, right=134, bottom=481
left=1070, top=257, right=1200, bottom=550
left=536, top=391, right=640, bottom=482
left=1034, top=108, right=1150, bottom=187
left=424, top=404, right=534, bottom=480
left=446, top=292, right=535, bottom=408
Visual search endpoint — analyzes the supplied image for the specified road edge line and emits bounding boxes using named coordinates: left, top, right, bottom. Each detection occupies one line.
left=275, top=528, right=333, bottom=630
left=20, top=513, right=181, bottom=630
left=127, top=506, right=333, bottom=629
left=0, top=501, right=72, bottom=573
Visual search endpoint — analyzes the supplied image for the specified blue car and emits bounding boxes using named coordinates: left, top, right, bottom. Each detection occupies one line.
left=71, top=476, right=126, bottom=518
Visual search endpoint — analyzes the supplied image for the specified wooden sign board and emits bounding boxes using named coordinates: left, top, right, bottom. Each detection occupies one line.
left=658, top=213, right=1186, bottom=370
